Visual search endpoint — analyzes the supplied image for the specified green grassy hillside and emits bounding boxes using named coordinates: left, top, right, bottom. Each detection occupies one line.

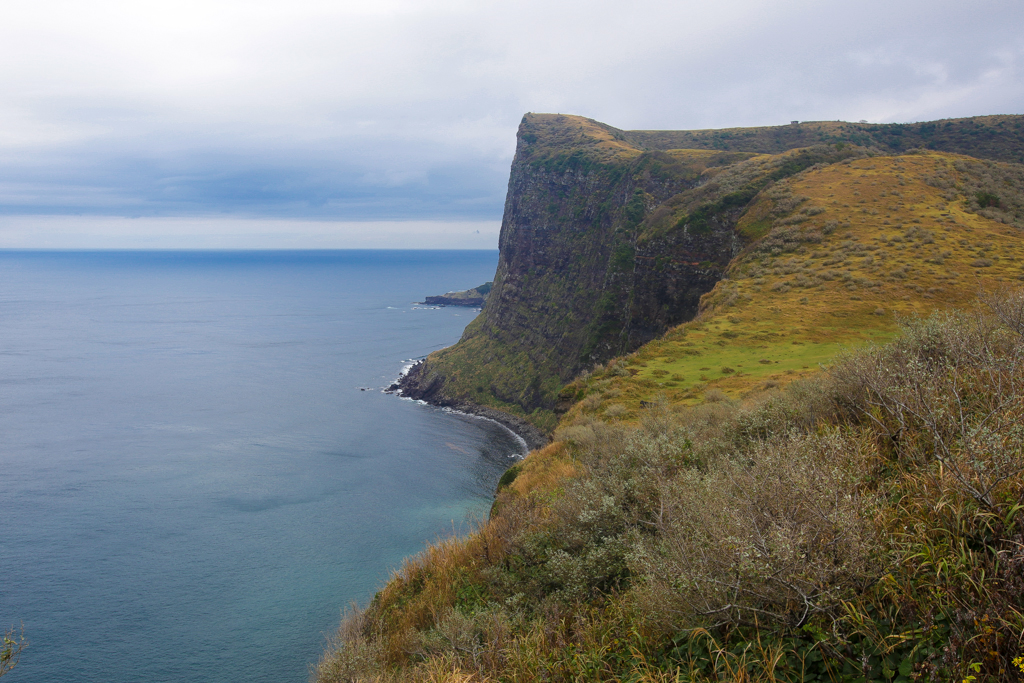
left=317, top=292, right=1024, bottom=683
left=561, top=151, right=1024, bottom=423
left=401, top=114, right=1024, bottom=430
left=323, top=117, right=1024, bottom=683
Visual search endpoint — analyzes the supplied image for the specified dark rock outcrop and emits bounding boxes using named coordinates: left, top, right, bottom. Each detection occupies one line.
left=394, top=362, right=548, bottom=450
left=403, top=113, right=1024, bottom=429
left=422, top=282, right=492, bottom=307
left=424, top=295, right=485, bottom=307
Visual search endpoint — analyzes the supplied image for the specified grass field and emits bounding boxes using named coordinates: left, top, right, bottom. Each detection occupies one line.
left=315, top=143, right=1024, bottom=683
left=562, top=151, right=1024, bottom=422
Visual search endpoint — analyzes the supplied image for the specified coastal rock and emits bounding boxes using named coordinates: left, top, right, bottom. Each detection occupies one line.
left=406, top=112, right=1024, bottom=428
left=422, top=282, right=492, bottom=307
left=423, top=295, right=485, bottom=307
left=395, top=361, right=549, bottom=451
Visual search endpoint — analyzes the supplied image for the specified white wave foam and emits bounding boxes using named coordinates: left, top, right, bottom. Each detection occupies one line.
left=439, top=407, right=528, bottom=459
left=383, top=359, right=528, bottom=459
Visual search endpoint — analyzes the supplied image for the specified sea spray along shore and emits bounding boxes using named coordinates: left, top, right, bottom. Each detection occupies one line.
left=314, top=114, right=1024, bottom=682
left=389, top=360, right=548, bottom=451
left=386, top=357, right=534, bottom=457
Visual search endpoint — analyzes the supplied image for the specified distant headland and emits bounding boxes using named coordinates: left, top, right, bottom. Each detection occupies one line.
left=421, top=281, right=492, bottom=307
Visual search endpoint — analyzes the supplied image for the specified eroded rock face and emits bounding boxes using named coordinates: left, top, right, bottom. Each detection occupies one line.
left=402, top=115, right=752, bottom=418
left=482, top=158, right=729, bottom=368
left=403, top=112, right=1024, bottom=425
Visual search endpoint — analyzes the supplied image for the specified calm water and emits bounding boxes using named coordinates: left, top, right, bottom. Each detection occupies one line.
left=0, top=250, right=519, bottom=683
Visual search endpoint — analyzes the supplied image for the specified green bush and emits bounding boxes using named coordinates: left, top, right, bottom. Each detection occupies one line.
left=316, top=291, right=1024, bottom=683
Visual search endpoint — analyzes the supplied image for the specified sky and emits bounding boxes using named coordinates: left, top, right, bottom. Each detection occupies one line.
left=0, top=0, right=1022, bottom=248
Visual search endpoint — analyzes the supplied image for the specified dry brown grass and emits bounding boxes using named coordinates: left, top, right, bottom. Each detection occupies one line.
left=564, top=151, right=1024, bottom=423
left=518, top=113, right=642, bottom=164
left=315, top=444, right=579, bottom=680
left=504, top=441, right=576, bottom=498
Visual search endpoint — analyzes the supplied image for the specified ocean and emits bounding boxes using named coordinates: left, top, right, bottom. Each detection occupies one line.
left=0, top=249, right=520, bottom=683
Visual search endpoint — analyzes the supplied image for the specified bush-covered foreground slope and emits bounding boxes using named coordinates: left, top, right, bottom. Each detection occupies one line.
left=316, top=291, right=1024, bottom=682
left=324, top=117, right=1024, bottom=681
left=399, top=114, right=1024, bottom=430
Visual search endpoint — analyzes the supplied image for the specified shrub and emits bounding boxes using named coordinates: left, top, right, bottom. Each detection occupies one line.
left=604, top=403, right=627, bottom=418
left=703, top=388, right=728, bottom=403
left=316, top=290, right=1024, bottom=683
left=828, top=306, right=1024, bottom=508
left=630, top=428, right=878, bottom=630
left=822, top=301, right=1024, bottom=673
left=0, top=625, right=26, bottom=679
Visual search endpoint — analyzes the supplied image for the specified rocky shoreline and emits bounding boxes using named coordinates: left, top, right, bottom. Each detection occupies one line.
left=420, top=282, right=492, bottom=308
left=386, top=361, right=549, bottom=452
left=422, top=295, right=485, bottom=307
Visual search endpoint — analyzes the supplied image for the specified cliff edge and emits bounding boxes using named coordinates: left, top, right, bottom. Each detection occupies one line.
left=400, top=113, right=1024, bottom=429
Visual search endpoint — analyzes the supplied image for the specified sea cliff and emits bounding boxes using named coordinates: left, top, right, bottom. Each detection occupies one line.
left=321, top=113, right=1024, bottom=683
left=400, top=112, right=1024, bottom=429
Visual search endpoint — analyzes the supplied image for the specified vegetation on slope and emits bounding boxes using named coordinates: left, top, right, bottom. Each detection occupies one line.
left=624, top=116, right=1024, bottom=164
left=406, top=140, right=871, bottom=429
left=316, top=292, right=1024, bottom=682
left=561, top=151, right=1024, bottom=423
left=347, top=118, right=1024, bottom=682
left=403, top=114, right=1024, bottom=429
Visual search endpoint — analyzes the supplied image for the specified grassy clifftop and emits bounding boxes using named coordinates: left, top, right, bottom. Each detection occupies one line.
left=519, top=113, right=1024, bottom=164
left=625, top=115, right=1024, bottom=162
left=318, top=114, right=1024, bottom=682
left=561, top=151, right=1024, bottom=422
left=402, top=113, right=1024, bottom=431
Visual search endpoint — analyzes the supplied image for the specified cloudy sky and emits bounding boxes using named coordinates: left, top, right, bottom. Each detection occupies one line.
left=1, top=0, right=1021, bottom=248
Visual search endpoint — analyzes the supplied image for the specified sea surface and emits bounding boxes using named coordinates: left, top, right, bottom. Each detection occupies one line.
left=0, top=249, right=520, bottom=683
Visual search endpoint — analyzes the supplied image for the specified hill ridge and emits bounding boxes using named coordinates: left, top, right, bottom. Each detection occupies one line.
left=399, top=113, right=1024, bottom=430
left=321, top=114, right=1024, bottom=683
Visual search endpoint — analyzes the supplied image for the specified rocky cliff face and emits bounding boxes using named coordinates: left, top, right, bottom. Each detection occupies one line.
left=400, top=113, right=1024, bottom=429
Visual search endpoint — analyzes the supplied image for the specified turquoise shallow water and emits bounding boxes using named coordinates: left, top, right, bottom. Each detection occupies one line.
left=0, top=249, right=518, bottom=683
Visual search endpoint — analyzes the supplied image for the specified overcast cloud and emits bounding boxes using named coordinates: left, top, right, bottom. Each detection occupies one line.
left=0, top=0, right=1021, bottom=247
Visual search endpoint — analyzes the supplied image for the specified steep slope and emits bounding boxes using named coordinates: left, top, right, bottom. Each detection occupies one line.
left=315, top=122, right=1024, bottom=683
left=561, top=150, right=1024, bottom=421
left=400, top=113, right=1024, bottom=429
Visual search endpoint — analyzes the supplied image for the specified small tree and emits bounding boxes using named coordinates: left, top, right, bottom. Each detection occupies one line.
left=0, top=624, right=26, bottom=678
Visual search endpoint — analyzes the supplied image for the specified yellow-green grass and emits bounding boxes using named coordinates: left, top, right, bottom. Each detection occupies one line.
left=564, top=151, right=1024, bottom=423
left=627, top=114, right=1024, bottom=161
left=660, top=147, right=764, bottom=170
left=502, top=441, right=575, bottom=499
left=519, top=113, right=642, bottom=164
